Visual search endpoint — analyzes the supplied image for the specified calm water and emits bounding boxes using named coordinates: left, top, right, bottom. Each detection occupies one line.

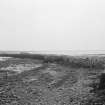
left=0, top=51, right=105, bottom=56
left=28, top=50, right=105, bottom=56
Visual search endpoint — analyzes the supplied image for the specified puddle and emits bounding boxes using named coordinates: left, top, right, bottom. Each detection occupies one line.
left=0, top=57, right=12, bottom=61
left=1, top=63, right=42, bottom=73
left=23, top=76, right=38, bottom=82
left=43, top=69, right=57, bottom=76
left=42, top=68, right=65, bottom=81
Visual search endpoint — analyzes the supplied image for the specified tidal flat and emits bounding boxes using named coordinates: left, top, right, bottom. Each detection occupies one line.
left=0, top=53, right=105, bottom=105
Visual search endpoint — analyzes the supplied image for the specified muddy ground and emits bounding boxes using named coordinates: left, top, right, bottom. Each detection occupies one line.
left=0, top=54, right=105, bottom=105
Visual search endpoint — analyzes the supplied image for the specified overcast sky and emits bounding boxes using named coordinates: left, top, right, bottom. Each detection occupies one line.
left=0, top=0, right=105, bottom=53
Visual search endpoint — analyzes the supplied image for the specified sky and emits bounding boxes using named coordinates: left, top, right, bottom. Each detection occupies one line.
left=0, top=0, right=105, bottom=53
